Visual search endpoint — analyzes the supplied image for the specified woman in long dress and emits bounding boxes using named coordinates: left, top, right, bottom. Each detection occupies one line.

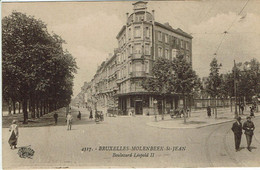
left=8, top=120, right=19, bottom=149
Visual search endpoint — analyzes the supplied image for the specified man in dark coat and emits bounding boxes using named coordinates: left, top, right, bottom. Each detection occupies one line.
left=231, top=117, right=242, bottom=151
left=53, top=112, right=58, bottom=125
left=250, top=106, right=255, bottom=118
left=243, top=116, right=255, bottom=151
left=207, top=106, right=211, bottom=118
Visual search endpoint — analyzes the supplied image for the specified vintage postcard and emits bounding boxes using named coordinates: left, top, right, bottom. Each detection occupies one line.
left=1, top=0, right=260, bottom=169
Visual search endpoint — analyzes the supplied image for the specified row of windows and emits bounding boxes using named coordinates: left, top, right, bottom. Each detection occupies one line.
left=119, top=26, right=151, bottom=48
left=120, top=80, right=145, bottom=93
left=118, top=44, right=151, bottom=63
left=158, top=47, right=178, bottom=59
left=158, top=47, right=190, bottom=62
left=118, top=61, right=150, bottom=79
left=157, top=31, right=191, bottom=50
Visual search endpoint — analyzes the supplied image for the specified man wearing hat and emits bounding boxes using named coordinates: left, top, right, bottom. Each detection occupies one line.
left=243, top=116, right=255, bottom=151
left=231, top=117, right=242, bottom=152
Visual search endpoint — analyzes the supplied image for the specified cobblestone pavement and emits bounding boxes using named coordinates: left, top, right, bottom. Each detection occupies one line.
left=2, top=107, right=260, bottom=169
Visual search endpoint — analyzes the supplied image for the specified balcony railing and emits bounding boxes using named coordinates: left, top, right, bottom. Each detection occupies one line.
left=132, top=53, right=143, bottom=59
left=130, top=71, right=146, bottom=77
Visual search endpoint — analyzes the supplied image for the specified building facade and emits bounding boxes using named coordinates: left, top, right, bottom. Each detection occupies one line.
left=79, top=1, right=193, bottom=116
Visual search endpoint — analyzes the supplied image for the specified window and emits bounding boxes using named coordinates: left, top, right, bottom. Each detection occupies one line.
left=134, top=44, right=142, bottom=54
left=158, top=47, right=163, bottom=57
left=129, top=62, right=132, bottom=74
left=128, top=45, right=132, bottom=56
left=134, top=26, right=141, bottom=38
left=146, top=27, right=150, bottom=38
left=124, top=66, right=126, bottom=78
left=145, top=61, right=149, bottom=73
left=136, top=15, right=144, bottom=22
left=128, top=28, right=131, bottom=40
left=145, top=44, right=150, bottom=55
left=186, top=42, right=190, bottom=50
left=172, top=49, right=178, bottom=58
left=186, top=55, right=190, bottom=63
left=181, top=40, right=184, bottom=48
left=165, top=34, right=169, bottom=43
left=165, top=49, right=169, bottom=59
left=158, top=31, right=162, bottom=41
left=135, top=62, right=142, bottom=72
left=176, top=39, right=180, bottom=47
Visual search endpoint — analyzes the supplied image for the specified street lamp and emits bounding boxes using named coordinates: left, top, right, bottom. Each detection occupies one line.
left=234, top=60, right=238, bottom=118
left=153, top=99, right=157, bottom=122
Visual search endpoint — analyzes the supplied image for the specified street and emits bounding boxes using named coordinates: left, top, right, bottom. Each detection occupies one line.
left=2, top=107, right=260, bottom=169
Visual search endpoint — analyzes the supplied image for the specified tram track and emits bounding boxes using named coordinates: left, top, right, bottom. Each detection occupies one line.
left=204, top=121, right=242, bottom=167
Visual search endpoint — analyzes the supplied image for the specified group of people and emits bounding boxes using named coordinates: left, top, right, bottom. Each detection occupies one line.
left=232, top=116, right=255, bottom=152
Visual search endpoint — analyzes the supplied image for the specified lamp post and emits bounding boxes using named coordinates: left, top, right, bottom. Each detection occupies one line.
left=154, top=99, right=157, bottom=122
left=234, top=60, right=238, bottom=118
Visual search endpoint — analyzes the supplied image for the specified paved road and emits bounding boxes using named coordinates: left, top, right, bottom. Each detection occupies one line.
left=2, top=107, right=260, bottom=169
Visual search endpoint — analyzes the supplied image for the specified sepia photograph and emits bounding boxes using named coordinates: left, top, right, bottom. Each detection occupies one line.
left=1, top=0, right=260, bottom=169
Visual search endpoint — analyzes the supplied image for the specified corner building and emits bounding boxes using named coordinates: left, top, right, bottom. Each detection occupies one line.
left=116, top=1, right=192, bottom=115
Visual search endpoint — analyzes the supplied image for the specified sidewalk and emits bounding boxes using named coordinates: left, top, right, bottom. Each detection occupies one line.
left=147, top=108, right=258, bottom=129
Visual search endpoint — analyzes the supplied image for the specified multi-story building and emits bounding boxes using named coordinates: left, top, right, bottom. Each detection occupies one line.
left=116, top=1, right=192, bottom=115
left=78, top=1, right=193, bottom=116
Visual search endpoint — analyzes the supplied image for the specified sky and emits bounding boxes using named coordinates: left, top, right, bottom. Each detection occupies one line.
left=2, top=0, right=260, bottom=97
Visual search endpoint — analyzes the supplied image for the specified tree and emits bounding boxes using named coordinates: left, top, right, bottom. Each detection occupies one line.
left=142, top=55, right=199, bottom=123
left=2, top=12, right=77, bottom=123
left=219, top=58, right=260, bottom=116
left=142, top=57, right=174, bottom=120
left=171, top=55, right=200, bottom=123
left=205, top=58, right=222, bottom=118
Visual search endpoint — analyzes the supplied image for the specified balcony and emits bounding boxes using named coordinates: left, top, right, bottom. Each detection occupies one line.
left=132, top=53, right=143, bottom=59
left=130, top=71, right=146, bottom=77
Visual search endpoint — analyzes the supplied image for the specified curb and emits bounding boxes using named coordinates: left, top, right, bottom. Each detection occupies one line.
left=146, top=115, right=260, bottom=129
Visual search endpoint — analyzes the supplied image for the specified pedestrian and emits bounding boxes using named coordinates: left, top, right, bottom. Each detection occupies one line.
left=66, top=112, right=73, bottom=130
left=240, top=104, right=244, bottom=115
left=77, top=111, right=81, bottom=120
left=8, top=120, right=19, bottom=149
left=187, top=109, right=191, bottom=117
left=231, top=117, right=242, bottom=152
left=243, top=116, right=255, bottom=152
left=53, top=112, right=58, bottom=125
left=207, top=106, right=211, bottom=118
left=250, top=106, right=255, bottom=118
left=89, top=109, right=93, bottom=119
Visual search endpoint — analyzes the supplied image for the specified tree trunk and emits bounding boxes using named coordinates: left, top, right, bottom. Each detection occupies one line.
left=18, top=102, right=21, bottom=114
left=183, top=93, right=186, bottom=124
left=36, top=99, right=40, bottom=118
left=8, top=99, right=12, bottom=115
left=22, top=99, right=28, bottom=124
left=43, top=100, right=46, bottom=115
left=231, top=98, right=233, bottom=112
left=215, top=98, right=217, bottom=118
left=162, top=96, right=165, bottom=120
left=12, top=99, right=16, bottom=114
left=40, top=101, right=43, bottom=117
left=31, top=98, right=36, bottom=119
